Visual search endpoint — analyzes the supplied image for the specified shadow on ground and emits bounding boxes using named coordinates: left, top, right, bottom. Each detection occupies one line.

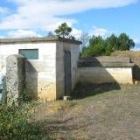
left=71, top=82, right=121, bottom=99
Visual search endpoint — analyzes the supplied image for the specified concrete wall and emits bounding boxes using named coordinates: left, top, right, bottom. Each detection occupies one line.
left=78, top=67, right=133, bottom=84
left=2, top=40, right=134, bottom=101
left=6, top=55, right=25, bottom=106
left=56, top=42, right=65, bottom=99
left=63, top=42, right=80, bottom=89
left=0, top=42, right=57, bottom=100
left=77, top=57, right=134, bottom=84
left=0, top=40, right=81, bottom=100
left=111, top=51, right=140, bottom=81
left=56, top=42, right=80, bottom=98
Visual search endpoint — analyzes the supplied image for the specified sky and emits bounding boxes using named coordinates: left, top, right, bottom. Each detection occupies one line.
left=0, top=0, right=140, bottom=49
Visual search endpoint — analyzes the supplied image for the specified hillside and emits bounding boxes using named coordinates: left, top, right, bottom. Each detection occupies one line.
left=111, top=50, right=140, bottom=57
left=111, top=51, right=140, bottom=81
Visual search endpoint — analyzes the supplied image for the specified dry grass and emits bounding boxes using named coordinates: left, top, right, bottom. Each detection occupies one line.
left=30, top=83, right=140, bottom=140
left=111, top=50, right=140, bottom=57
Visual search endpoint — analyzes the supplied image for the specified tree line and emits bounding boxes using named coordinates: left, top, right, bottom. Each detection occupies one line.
left=81, top=33, right=135, bottom=57
left=48, top=22, right=135, bottom=57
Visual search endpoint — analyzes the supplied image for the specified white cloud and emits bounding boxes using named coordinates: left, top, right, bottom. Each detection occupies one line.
left=0, top=7, right=9, bottom=14
left=0, top=0, right=138, bottom=31
left=133, top=38, right=140, bottom=44
left=70, top=28, right=83, bottom=39
left=7, top=30, right=42, bottom=38
left=89, top=26, right=108, bottom=37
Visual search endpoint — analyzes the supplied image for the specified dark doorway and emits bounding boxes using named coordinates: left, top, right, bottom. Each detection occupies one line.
left=64, top=50, right=72, bottom=96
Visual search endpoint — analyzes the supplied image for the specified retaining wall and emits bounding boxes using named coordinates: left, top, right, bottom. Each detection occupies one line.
left=77, top=57, right=134, bottom=84
left=111, top=51, right=140, bottom=81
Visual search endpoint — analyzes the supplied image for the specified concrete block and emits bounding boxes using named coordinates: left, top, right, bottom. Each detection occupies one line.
left=6, top=55, right=25, bottom=106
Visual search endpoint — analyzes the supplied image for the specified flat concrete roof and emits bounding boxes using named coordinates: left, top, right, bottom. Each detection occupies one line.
left=0, top=37, right=82, bottom=45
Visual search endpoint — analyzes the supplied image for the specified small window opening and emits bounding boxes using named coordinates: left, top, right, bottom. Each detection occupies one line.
left=19, top=49, right=39, bottom=59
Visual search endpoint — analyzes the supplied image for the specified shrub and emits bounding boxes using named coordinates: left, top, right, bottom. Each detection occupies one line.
left=0, top=104, right=47, bottom=140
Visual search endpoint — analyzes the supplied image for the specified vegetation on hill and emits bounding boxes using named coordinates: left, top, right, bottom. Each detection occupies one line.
left=111, top=50, right=140, bottom=57
left=81, top=33, right=135, bottom=57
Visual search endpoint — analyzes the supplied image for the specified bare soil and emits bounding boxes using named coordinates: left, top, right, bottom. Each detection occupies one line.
left=32, top=83, right=140, bottom=140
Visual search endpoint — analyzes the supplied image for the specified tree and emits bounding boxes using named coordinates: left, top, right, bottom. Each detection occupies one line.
left=47, top=31, right=56, bottom=37
left=118, top=33, right=135, bottom=50
left=55, top=22, right=72, bottom=38
left=80, top=33, right=135, bottom=57
left=80, top=33, right=90, bottom=49
left=69, top=35, right=76, bottom=40
left=81, top=36, right=106, bottom=57
left=106, top=34, right=119, bottom=51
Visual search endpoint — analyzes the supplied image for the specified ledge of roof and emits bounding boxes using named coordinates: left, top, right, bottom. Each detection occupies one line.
left=0, top=37, right=82, bottom=45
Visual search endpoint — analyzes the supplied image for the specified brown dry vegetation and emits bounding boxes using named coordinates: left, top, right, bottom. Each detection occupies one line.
left=112, top=51, right=140, bottom=81
left=31, top=83, right=140, bottom=140
left=111, top=50, right=140, bottom=57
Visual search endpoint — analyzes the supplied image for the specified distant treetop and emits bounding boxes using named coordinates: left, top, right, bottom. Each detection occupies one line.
left=81, top=33, right=135, bottom=57
left=49, top=22, right=75, bottom=40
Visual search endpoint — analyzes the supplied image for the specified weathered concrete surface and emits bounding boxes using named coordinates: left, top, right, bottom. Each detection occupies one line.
left=78, top=67, right=133, bottom=84
left=56, top=42, right=80, bottom=98
left=6, top=55, right=25, bottom=106
left=79, top=56, right=131, bottom=63
left=78, top=57, right=131, bottom=67
left=24, top=43, right=57, bottom=101
left=78, top=56, right=134, bottom=84
left=56, top=42, right=65, bottom=99
left=111, top=51, right=140, bottom=81
left=0, top=37, right=81, bottom=101
left=0, top=42, right=58, bottom=101
left=63, top=42, right=80, bottom=89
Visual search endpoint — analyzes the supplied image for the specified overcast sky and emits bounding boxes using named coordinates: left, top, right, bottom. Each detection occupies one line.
left=0, top=0, right=140, bottom=46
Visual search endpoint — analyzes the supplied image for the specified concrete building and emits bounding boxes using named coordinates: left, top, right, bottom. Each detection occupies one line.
left=0, top=37, right=135, bottom=103
left=0, top=37, right=81, bottom=101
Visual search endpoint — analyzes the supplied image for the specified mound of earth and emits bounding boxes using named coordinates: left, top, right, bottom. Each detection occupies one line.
left=111, top=51, right=140, bottom=81
left=111, top=50, right=140, bottom=57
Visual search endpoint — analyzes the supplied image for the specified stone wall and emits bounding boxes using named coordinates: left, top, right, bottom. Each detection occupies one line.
left=6, top=55, right=25, bottom=106
left=77, top=57, right=134, bottom=84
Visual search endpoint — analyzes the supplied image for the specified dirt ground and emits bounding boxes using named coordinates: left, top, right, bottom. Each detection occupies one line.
left=31, top=83, right=140, bottom=140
